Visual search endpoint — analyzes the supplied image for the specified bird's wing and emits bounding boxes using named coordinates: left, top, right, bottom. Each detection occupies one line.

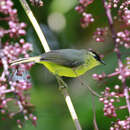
left=40, top=49, right=85, bottom=67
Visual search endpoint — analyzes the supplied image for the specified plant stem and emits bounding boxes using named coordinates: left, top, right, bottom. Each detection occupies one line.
left=62, top=88, right=82, bottom=130
left=102, top=0, right=130, bottom=115
left=19, top=0, right=50, bottom=52
left=19, top=0, right=82, bottom=129
left=57, top=76, right=82, bottom=130
left=91, top=96, right=99, bottom=130
left=77, top=77, right=101, bottom=97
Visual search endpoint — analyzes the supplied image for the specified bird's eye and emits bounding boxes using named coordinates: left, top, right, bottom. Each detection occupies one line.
left=89, top=50, right=105, bottom=64
left=89, top=50, right=101, bottom=62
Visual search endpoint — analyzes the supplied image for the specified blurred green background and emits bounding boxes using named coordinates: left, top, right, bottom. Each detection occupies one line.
left=0, top=0, right=129, bottom=130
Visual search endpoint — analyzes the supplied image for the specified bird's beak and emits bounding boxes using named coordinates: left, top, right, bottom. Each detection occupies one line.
left=100, top=60, right=105, bottom=65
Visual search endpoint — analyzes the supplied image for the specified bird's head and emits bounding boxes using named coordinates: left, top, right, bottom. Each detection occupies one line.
left=88, top=50, right=105, bottom=65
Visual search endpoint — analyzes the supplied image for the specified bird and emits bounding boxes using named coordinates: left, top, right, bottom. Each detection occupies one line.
left=10, top=49, right=105, bottom=77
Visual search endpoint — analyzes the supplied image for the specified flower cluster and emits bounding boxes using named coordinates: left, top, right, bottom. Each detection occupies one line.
left=80, top=12, right=94, bottom=28
left=93, top=27, right=108, bottom=42
left=100, top=87, right=117, bottom=118
left=93, top=55, right=130, bottom=117
left=0, top=0, right=14, bottom=14
left=76, top=0, right=130, bottom=129
left=116, top=0, right=130, bottom=49
left=107, top=0, right=120, bottom=8
left=118, top=0, right=130, bottom=26
left=0, top=0, right=36, bottom=127
left=99, top=86, right=129, bottom=118
left=116, top=30, right=130, bottom=48
left=93, top=56, right=130, bottom=80
left=29, top=0, right=43, bottom=7
left=110, top=117, right=130, bottom=130
left=75, top=0, right=94, bottom=28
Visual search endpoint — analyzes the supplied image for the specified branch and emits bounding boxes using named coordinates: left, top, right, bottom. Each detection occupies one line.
left=57, top=76, right=82, bottom=130
left=77, top=77, right=101, bottom=97
left=19, top=0, right=50, bottom=52
left=91, top=95, right=99, bottom=130
left=19, top=0, right=82, bottom=129
left=102, top=0, right=130, bottom=115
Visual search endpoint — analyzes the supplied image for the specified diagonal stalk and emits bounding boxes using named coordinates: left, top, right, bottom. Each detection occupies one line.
left=19, top=0, right=82, bottom=129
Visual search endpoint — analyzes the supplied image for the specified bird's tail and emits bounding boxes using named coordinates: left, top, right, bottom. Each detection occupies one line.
left=10, top=56, right=41, bottom=66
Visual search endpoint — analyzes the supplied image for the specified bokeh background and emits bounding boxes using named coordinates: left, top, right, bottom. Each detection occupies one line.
left=0, top=0, right=129, bottom=130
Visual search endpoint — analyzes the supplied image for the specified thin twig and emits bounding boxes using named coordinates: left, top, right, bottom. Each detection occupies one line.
left=91, top=96, right=99, bottom=130
left=73, top=71, right=101, bottom=97
left=56, top=76, right=82, bottom=130
left=77, top=76, right=101, bottom=97
left=102, top=0, right=130, bottom=115
left=107, top=71, right=120, bottom=78
left=19, top=0, right=82, bottom=129
left=116, top=105, right=127, bottom=110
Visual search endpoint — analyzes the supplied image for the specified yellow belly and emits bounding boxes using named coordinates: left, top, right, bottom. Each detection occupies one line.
left=39, top=61, right=98, bottom=77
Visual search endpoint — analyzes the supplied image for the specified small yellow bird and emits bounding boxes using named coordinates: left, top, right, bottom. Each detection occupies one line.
left=10, top=49, right=104, bottom=77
